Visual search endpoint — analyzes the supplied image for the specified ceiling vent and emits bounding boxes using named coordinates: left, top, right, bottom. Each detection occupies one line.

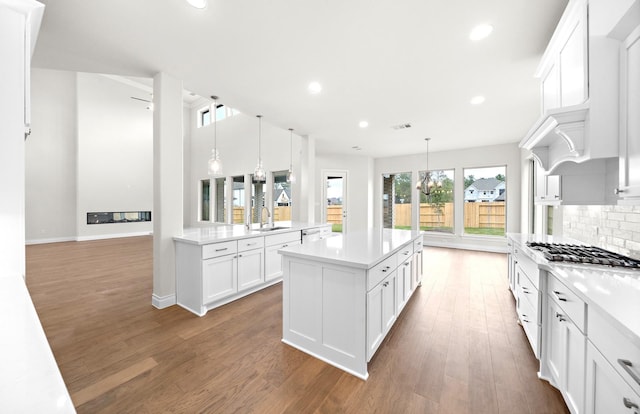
left=391, top=123, right=412, bottom=130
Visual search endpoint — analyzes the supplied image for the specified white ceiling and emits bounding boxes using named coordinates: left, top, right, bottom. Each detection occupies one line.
left=31, top=0, right=568, bottom=158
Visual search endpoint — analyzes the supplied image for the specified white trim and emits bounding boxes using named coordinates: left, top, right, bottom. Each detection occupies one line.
left=424, top=237, right=508, bottom=254
left=76, top=231, right=152, bottom=242
left=26, top=236, right=76, bottom=245
left=152, top=293, right=176, bottom=309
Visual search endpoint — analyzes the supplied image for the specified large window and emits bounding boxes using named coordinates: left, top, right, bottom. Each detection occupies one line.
left=232, top=176, right=245, bottom=224
left=214, top=177, right=226, bottom=223
left=273, top=171, right=291, bottom=222
left=200, top=179, right=210, bottom=222
left=251, top=175, right=267, bottom=224
left=418, top=169, right=454, bottom=233
left=463, top=166, right=506, bottom=236
left=382, top=172, right=412, bottom=229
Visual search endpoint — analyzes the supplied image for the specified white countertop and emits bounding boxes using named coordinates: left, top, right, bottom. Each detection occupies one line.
left=173, top=221, right=329, bottom=245
left=0, top=276, right=75, bottom=413
left=278, top=228, right=422, bottom=269
left=507, top=233, right=640, bottom=345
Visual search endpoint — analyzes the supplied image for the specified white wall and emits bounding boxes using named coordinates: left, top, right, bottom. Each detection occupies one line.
left=375, top=142, right=522, bottom=252
left=75, top=73, right=153, bottom=239
left=315, top=153, right=374, bottom=232
left=26, top=69, right=77, bottom=243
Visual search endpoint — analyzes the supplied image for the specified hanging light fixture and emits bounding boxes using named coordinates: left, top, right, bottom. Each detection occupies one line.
left=416, top=137, right=438, bottom=196
left=254, top=115, right=266, bottom=181
left=207, top=96, right=223, bottom=177
left=286, top=128, right=296, bottom=183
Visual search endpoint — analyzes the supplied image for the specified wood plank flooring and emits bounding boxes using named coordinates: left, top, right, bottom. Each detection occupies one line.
left=25, top=236, right=568, bottom=413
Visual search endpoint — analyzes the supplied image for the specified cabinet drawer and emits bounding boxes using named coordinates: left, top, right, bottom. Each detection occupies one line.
left=548, top=272, right=586, bottom=333
left=414, top=237, right=423, bottom=252
left=264, top=231, right=301, bottom=247
left=589, top=307, right=640, bottom=396
left=516, top=265, right=541, bottom=324
left=238, top=236, right=264, bottom=252
left=398, top=244, right=413, bottom=261
left=368, top=253, right=398, bottom=291
left=514, top=247, right=540, bottom=289
left=202, top=240, right=237, bottom=259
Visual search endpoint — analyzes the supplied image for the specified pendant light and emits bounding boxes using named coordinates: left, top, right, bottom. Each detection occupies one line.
left=254, top=115, right=266, bottom=181
left=416, top=137, right=435, bottom=196
left=286, top=128, right=296, bottom=183
left=207, top=96, right=223, bottom=177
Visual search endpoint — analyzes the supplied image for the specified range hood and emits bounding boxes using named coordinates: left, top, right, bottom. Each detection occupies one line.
left=520, top=103, right=589, bottom=173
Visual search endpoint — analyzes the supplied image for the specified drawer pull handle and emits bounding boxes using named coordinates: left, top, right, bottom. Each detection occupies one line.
left=282, top=244, right=288, bottom=248
left=247, top=242, right=257, bottom=246
left=623, top=397, right=639, bottom=410
left=404, top=262, right=410, bottom=266
left=619, top=359, right=640, bottom=387
left=553, top=290, right=567, bottom=302
left=381, top=266, right=391, bottom=273
left=403, top=251, right=410, bottom=255
left=383, top=281, right=389, bottom=287
left=215, top=248, right=228, bottom=252
left=555, top=312, right=566, bottom=322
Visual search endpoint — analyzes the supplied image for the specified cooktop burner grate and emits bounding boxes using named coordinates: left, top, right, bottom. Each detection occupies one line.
left=526, top=242, right=640, bottom=268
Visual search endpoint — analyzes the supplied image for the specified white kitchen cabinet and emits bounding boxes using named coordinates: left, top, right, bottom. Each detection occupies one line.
left=412, top=238, right=423, bottom=289
left=585, top=341, right=640, bottom=414
left=203, top=254, right=237, bottom=303
left=514, top=249, right=542, bottom=359
left=396, top=254, right=412, bottom=314
left=264, top=231, right=301, bottom=281
left=366, top=271, right=396, bottom=360
left=237, top=248, right=264, bottom=291
left=544, top=276, right=586, bottom=414
left=536, top=174, right=562, bottom=204
left=618, top=24, right=640, bottom=201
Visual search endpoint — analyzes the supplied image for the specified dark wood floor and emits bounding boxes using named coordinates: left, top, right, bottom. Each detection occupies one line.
left=25, top=236, right=568, bottom=413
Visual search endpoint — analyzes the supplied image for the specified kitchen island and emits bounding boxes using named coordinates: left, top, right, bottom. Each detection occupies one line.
left=280, top=228, right=424, bottom=379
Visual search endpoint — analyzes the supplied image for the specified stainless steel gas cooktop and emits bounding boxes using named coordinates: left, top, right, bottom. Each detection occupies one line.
left=526, top=242, right=640, bottom=269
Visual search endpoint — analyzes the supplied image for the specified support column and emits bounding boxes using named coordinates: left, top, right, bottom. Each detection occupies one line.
left=151, top=72, right=183, bottom=309
left=296, top=135, right=316, bottom=223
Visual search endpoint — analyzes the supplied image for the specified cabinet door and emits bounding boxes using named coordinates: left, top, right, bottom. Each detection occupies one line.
left=367, top=282, right=385, bottom=360
left=202, top=254, right=237, bottom=304
left=542, top=63, right=560, bottom=112
left=382, top=273, right=396, bottom=333
left=396, top=260, right=410, bottom=314
left=546, top=299, right=564, bottom=385
left=559, top=17, right=587, bottom=107
left=585, top=342, right=640, bottom=414
left=619, top=25, right=640, bottom=198
left=237, top=248, right=264, bottom=291
left=413, top=250, right=423, bottom=288
left=265, top=240, right=301, bottom=281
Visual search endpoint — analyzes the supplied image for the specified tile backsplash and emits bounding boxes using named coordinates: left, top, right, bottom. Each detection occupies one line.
left=562, top=205, right=640, bottom=260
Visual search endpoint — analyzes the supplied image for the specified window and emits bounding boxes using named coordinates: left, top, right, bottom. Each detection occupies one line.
left=382, top=172, right=412, bottom=229
left=273, top=171, right=291, bottom=221
left=197, top=103, right=240, bottom=128
left=250, top=175, right=267, bottom=224
left=463, top=166, right=506, bottom=236
left=418, top=169, right=454, bottom=233
left=214, top=177, right=226, bottom=223
left=232, top=176, right=245, bottom=224
left=200, top=179, right=210, bottom=221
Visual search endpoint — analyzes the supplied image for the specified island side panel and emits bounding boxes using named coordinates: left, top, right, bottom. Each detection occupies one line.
left=282, top=255, right=368, bottom=379
left=175, top=242, right=205, bottom=316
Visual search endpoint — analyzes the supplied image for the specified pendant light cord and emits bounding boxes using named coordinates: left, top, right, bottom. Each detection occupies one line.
left=257, top=115, right=262, bottom=163
left=289, top=128, right=294, bottom=169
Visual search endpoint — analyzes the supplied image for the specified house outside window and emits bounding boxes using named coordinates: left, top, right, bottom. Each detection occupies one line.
left=418, top=169, right=454, bottom=234
left=463, top=166, right=506, bottom=236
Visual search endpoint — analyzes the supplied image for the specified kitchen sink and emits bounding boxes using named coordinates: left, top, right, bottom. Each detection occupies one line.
left=255, top=226, right=290, bottom=232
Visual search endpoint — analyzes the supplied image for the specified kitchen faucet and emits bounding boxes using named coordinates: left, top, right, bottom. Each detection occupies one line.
left=260, top=206, right=271, bottom=229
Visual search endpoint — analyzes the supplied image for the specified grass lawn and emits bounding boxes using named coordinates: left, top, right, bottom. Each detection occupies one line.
left=332, top=223, right=342, bottom=233
left=464, top=227, right=505, bottom=236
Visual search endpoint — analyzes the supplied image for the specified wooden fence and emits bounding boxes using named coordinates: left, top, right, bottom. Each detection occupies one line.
left=232, top=206, right=291, bottom=223
left=393, top=202, right=505, bottom=229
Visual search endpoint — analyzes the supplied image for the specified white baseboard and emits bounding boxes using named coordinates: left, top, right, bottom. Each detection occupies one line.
left=26, top=236, right=76, bottom=245
left=76, top=231, right=153, bottom=242
left=152, top=293, right=176, bottom=309
left=423, top=234, right=508, bottom=253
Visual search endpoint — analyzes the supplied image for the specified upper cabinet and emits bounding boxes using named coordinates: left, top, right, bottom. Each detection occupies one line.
left=523, top=0, right=640, bottom=205
left=617, top=20, right=640, bottom=200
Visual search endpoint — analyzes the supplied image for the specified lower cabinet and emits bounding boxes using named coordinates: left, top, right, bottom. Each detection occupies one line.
left=203, top=254, right=237, bottom=303
left=545, top=296, right=586, bottom=414
left=237, top=248, right=264, bottom=291
left=585, top=341, right=640, bottom=414
left=396, top=256, right=412, bottom=314
left=366, top=270, right=396, bottom=360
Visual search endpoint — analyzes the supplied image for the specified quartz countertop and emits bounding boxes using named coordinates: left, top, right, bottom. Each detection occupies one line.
left=0, top=275, right=75, bottom=413
left=278, top=228, right=422, bottom=269
left=173, top=222, right=329, bottom=245
left=507, top=233, right=640, bottom=345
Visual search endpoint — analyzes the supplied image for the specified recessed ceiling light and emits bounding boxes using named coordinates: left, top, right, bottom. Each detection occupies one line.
left=359, top=121, right=369, bottom=128
left=308, top=81, right=322, bottom=94
left=469, top=24, right=493, bottom=41
left=470, top=95, right=486, bottom=105
left=186, top=0, right=207, bottom=8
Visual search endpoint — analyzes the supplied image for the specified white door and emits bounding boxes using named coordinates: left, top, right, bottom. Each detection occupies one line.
left=322, top=170, right=347, bottom=233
